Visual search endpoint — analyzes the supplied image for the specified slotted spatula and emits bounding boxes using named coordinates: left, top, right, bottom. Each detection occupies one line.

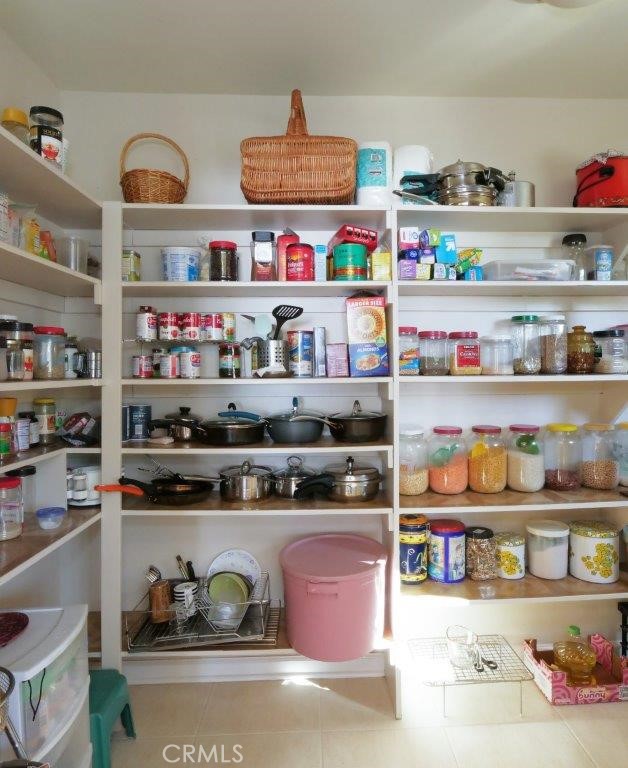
left=272, top=304, right=303, bottom=339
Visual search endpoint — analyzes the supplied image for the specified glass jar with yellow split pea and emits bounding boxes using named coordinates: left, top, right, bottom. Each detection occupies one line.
left=468, top=425, right=507, bottom=493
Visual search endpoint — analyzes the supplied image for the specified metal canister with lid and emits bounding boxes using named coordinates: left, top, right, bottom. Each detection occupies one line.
left=494, top=532, right=525, bottom=580
left=400, top=514, right=429, bottom=585
left=569, top=520, right=619, bottom=584
left=332, top=243, right=368, bottom=280
left=465, top=526, right=497, bottom=581
left=427, top=518, right=465, bottom=583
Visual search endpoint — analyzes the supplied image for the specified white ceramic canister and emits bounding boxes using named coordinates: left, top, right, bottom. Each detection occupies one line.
left=356, top=141, right=392, bottom=206
left=568, top=520, right=620, bottom=584
left=526, top=519, right=569, bottom=580
left=494, top=532, right=525, bottom=580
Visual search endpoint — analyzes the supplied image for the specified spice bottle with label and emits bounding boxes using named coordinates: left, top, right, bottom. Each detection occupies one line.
left=18, top=410, right=39, bottom=446
left=449, top=331, right=481, bottom=375
left=219, top=343, right=241, bottom=378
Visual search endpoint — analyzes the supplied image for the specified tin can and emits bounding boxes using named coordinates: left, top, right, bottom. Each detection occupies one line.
left=151, top=347, right=167, bottom=378
left=136, top=305, right=157, bottom=341
left=132, top=354, right=153, bottom=378
left=494, top=532, right=526, bottom=580
left=222, top=312, right=236, bottom=342
left=201, top=312, right=223, bottom=341
left=121, top=405, right=131, bottom=441
left=160, top=353, right=180, bottom=378
left=587, top=245, right=613, bottom=281
left=122, top=250, right=141, bottom=282
left=179, top=312, right=201, bottom=341
left=129, top=404, right=152, bottom=441
left=174, top=346, right=201, bottom=379
left=286, top=243, right=315, bottom=281
left=158, top=312, right=180, bottom=340
left=427, top=519, right=466, bottom=583
left=400, top=515, right=429, bottom=585
left=287, top=330, right=313, bottom=377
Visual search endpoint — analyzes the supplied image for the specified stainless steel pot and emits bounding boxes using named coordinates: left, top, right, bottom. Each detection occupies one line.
left=150, top=407, right=201, bottom=441
left=436, top=184, right=497, bottom=207
left=273, top=456, right=317, bottom=499
left=439, top=160, right=488, bottom=189
left=220, top=460, right=275, bottom=502
left=294, top=455, right=382, bottom=502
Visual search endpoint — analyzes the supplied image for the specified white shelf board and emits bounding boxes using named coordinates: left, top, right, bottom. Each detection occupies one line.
left=121, top=377, right=392, bottom=387
left=398, top=280, right=628, bottom=297
left=399, top=374, right=628, bottom=385
left=122, top=280, right=391, bottom=297
left=0, top=242, right=100, bottom=297
left=0, top=444, right=66, bottom=473
left=66, top=446, right=102, bottom=454
left=0, top=380, right=103, bottom=393
left=122, top=203, right=389, bottom=231
left=394, top=205, right=628, bottom=233
left=0, top=125, right=101, bottom=228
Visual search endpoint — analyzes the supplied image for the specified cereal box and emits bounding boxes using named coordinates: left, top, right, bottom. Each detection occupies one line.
left=346, top=294, right=389, bottom=377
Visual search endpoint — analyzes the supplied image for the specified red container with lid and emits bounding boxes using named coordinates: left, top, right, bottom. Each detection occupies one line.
left=286, top=243, right=314, bottom=281
left=427, top=518, right=466, bottom=583
left=575, top=152, right=628, bottom=207
left=277, top=233, right=300, bottom=281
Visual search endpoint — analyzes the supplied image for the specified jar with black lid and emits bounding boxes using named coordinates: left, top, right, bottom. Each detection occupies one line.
left=465, top=526, right=497, bottom=581
left=29, top=106, right=64, bottom=168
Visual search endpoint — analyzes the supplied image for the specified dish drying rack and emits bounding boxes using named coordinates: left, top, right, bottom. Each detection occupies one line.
left=127, top=572, right=280, bottom=652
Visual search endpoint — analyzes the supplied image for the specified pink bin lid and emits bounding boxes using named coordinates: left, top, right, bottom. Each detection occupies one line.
left=280, top=534, right=387, bottom=582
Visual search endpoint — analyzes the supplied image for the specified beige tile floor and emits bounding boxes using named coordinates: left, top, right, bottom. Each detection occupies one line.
left=111, top=677, right=628, bottom=768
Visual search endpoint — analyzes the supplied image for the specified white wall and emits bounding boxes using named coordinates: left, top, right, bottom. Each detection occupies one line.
left=60, top=90, right=628, bottom=206
left=0, top=26, right=60, bottom=110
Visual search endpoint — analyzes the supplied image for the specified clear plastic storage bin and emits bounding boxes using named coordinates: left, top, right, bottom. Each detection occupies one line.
left=482, top=260, right=575, bottom=281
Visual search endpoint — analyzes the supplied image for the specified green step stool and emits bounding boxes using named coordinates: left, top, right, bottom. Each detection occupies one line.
left=89, top=669, right=136, bottom=768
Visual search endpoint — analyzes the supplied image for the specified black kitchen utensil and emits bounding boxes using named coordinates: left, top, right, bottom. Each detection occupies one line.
left=272, top=304, right=303, bottom=339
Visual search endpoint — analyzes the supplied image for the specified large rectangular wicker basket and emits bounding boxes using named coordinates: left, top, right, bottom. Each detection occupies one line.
left=240, top=90, right=357, bottom=205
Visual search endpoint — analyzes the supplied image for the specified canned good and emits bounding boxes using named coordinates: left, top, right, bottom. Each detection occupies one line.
left=179, top=312, right=201, bottom=341
left=219, top=343, right=241, bottom=378
left=174, top=346, right=201, bottom=379
left=287, top=330, right=313, bottom=377
left=122, top=250, right=141, bottom=282
left=152, top=347, right=167, bottom=378
left=132, top=354, right=153, bottom=378
left=160, top=353, right=180, bottom=378
left=129, top=404, right=152, bottom=441
left=286, top=243, right=315, bottom=281
left=136, top=305, right=157, bottom=341
left=121, top=405, right=131, bottom=441
left=201, top=312, right=223, bottom=341
left=158, top=312, right=180, bottom=340
left=222, top=312, right=236, bottom=342
left=399, top=514, right=429, bottom=585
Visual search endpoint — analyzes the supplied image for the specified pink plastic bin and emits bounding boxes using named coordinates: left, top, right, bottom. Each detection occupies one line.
left=280, top=533, right=387, bottom=662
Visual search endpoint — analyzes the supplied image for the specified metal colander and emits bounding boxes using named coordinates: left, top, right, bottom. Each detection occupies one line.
left=0, top=666, right=15, bottom=730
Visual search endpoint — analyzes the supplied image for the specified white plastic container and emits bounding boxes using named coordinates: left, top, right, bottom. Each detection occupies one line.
left=569, top=520, right=619, bottom=584
left=161, top=247, right=201, bottom=281
left=526, top=519, right=569, bottom=579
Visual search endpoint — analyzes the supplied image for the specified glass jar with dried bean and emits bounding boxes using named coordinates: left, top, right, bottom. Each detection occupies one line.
left=510, top=315, right=541, bottom=375
left=428, top=426, right=468, bottom=495
left=507, top=424, right=544, bottom=492
left=419, top=331, right=449, bottom=376
left=465, top=526, right=497, bottom=581
left=567, top=325, right=596, bottom=375
left=544, top=423, right=581, bottom=491
left=399, top=428, right=428, bottom=496
left=468, top=425, right=507, bottom=494
left=539, top=314, right=567, bottom=375
left=581, top=423, right=619, bottom=490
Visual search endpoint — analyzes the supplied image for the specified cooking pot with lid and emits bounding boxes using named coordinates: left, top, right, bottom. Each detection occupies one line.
left=273, top=455, right=317, bottom=499
left=294, top=455, right=382, bottom=502
left=194, top=403, right=266, bottom=446
left=219, top=460, right=275, bottom=502
left=150, top=406, right=201, bottom=441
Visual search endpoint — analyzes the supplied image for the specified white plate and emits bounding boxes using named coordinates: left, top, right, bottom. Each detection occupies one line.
left=207, top=549, right=261, bottom=586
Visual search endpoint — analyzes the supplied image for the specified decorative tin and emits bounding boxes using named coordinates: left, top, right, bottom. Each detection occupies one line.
left=399, top=514, right=429, bottom=585
left=569, top=520, right=620, bottom=584
left=494, top=532, right=525, bottom=580
left=427, top=518, right=465, bottom=583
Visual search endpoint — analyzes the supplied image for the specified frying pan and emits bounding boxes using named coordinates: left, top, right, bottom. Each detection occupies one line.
left=96, top=476, right=215, bottom=506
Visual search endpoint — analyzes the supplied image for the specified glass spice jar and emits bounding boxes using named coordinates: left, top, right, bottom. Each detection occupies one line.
left=567, top=325, right=596, bottom=374
left=468, top=425, right=507, bottom=493
left=465, top=526, right=497, bottom=581
left=33, top=397, right=57, bottom=445
left=539, top=314, right=567, bottom=375
left=448, top=331, right=481, bottom=375
left=418, top=331, right=449, bottom=376
left=544, top=423, right=581, bottom=491
left=428, top=426, right=468, bottom=495
left=581, top=423, right=619, bottom=490
left=510, top=315, right=541, bottom=375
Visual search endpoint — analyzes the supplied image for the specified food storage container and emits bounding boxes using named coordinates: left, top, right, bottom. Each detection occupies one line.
left=569, top=520, right=620, bottom=584
left=614, top=422, right=628, bottom=486
left=449, top=331, right=481, bottom=375
left=399, top=514, right=429, bottom=584
left=510, top=315, right=541, bottom=374
left=0, top=321, right=33, bottom=381
left=399, top=326, right=419, bottom=376
left=29, top=106, right=63, bottom=167
left=480, top=335, right=514, bottom=375
left=526, top=519, right=569, bottom=579
left=544, top=423, right=581, bottom=491
left=1, top=108, right=30, bottom=145
left=55, top=236, right=89, bottom=273
left=6, top=465, right=36, bottom=513
left=35, top=506, right=66, bottom=530
left=0, top=476, right=23, bottom=540
left=468, top=425, right=507, bottom=494
left=279, top=533, right=387, bottom=661
left=250, top=231, right=275, bottom=281
left=581, top=423, right=619, bottom=490
left=507, top=424, right=544, bottom=492
left=586, top=244, right=614, bottom=281
left=33, top=397, right=57, bottom=445
left=33, top=326, right=66, bottom=379
left=0, top=338, right=8, bottom=381
left=495, top=532, right=525, bottom=580
left=593, top=330, right=626, bottom=374
left=428, top=426, right=468, bottom=495
left=418, top=331, right=448, bottom=375
left=539, top=314, right=567, bottom=375
left=161, top=247, right=201, bottom=281
left=465, top=526, right=497, bottom=580
left=399, top=428, right=428, bottom=496
left=427, top=519, right=466, bottom=583
left=561, top=234, right=587, bottom=281
left=482, top=259, right=575, bottom=281
left=567, top=325, right=596, bottom=374
left=208, top=240, right=238, bottom=281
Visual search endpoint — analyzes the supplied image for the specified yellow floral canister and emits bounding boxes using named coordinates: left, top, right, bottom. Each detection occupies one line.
left=569, top=520, right=619, bottom=584
left=494, top=532, right=525, bottom=580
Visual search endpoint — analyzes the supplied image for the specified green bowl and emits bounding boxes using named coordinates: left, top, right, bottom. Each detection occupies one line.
left=208, top=572, right=250, bottom=605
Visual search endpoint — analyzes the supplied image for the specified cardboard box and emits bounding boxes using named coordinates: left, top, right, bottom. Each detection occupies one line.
left=325, top=343, right=349, bottom=377
left=371, top=252, right=392, bottom=281
left=346, top=294, right=389, bottom=377
left=435, top=233, right=457, bottom=264
left=523, top=635, right=628, bottom=706
left=398, top=259, right=417, bottom=280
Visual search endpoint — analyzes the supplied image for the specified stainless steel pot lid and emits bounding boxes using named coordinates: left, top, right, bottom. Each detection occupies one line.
left=439, top=159, right=487, bottom=177
left=271, top=397, right=323, bottom=421
left=329, top=399, right=385, bottom=421
left=220, top=460, right=274, bottom=478
left=324, top=456, right=381, bottom=482
left=273, top=456, right=316, bottom=479
left=164, top=407, right=202, bottom=424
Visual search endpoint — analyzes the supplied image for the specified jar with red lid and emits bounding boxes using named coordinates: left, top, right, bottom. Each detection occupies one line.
left=468, top=425, right=507, bottom=493
left=419, top=330, right=448, bottom=375
left=286, top=243, right=315, bottom=281
left=204, top=240, right=238, bottom=281
left=449, top=331, right=481, bottom=375
left=427, top=518, right=466, bottom=583
left=428, top=426, right=468, bottom=494
left=33, top=325, right=66, bottom=379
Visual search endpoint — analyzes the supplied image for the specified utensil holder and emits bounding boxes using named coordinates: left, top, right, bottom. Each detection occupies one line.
left=260, top=340, right=288, bottom=370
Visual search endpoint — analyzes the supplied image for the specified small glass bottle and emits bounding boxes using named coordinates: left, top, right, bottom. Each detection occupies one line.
left=468, top=425, right=507, bottom=493
left=544, top=423, right=581, bottom=490
left=539, top=314, right=567, bottom=375
left=399, top=428, right=428, bottom=496
left=561, top=234, right=587, bottom=281
left=567, top=325, right=596, bottom=374
left=218, top=342, right=241, bottom=378
left=18, top=410, right=40, bottom=446
left=250, top=231, right=275, bottom=281
left=581, top=423, right=619, bottom=490
left=0, top=422, right=12, bottom=459
left=511, top=315, right=541, bottom=375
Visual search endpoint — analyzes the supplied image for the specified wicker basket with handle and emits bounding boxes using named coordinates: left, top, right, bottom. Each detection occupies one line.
left=120, top=133, right=189, bottom=203
left=240, top=90, right=357, bottom=205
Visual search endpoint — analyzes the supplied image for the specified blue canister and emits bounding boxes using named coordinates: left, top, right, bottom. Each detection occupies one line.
left=587, top=245, right=613, bottom=281
left=400, top=515, right=429, bottom=585
left=128, top=404, right=152, bottom=441
left=427, top=518, right=466, bottom=583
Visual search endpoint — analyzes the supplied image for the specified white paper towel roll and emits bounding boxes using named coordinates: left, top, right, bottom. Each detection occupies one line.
left=356, top=141, right=392, bottom=206
left=393, top=145, right=434, bottom=205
